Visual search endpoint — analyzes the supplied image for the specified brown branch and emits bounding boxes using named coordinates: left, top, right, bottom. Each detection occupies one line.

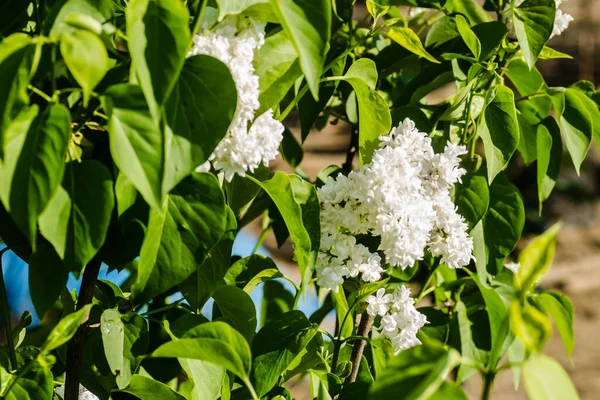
left=64, top=257, right=102, bottom=400
left=344, top=310, right=375, bottom=385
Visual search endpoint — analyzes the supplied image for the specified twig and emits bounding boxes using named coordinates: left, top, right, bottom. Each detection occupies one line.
left=64, top=257, right=102, bottom=400
left=344, top=310, right=375, bottom=385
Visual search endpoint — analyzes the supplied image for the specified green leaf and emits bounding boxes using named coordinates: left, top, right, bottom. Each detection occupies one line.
left=518, top=222, right=562, bottom=295
left=216, top=0, right=273, bottom=21
left=386, top=27, right=440, bottom=64
left=289, top=175, right=320, bottom=289
left=517, top=114, right=538, bottom=165
left=28, top=245, right=68, bottom=318
left=40, top=304, right=92, bottom=355
left=512, top=0, right=556, bottom=68
left=225, top=166, right=270, bottom=218
left=0, top=104, right=71, bottom=245
left=45, top=0, right=113, bottom=37
left=472, top=21, right=508, bottom=61
left=101, top=309, right=127, bottom=388
left=466, top=270, right=511, bottom=369
left=255, top=30, right=302, bottom=115
left=366, top=0, right=389, bottom=20
left=248, top=172, right=314, bottom=289
left=0, top=33, right=34, bottom=153
left=261, top=280, right=294, bottom=326
left=570, top=84, right=600, bottom=153
left=483, top=172, right=525, bottom=260
left=454, top=301, right=486, bottom=383
left=38, top=160, right=115, bottom=271
left=213, top=285, right=258, bottom=342
left=523, top=354, right=579, bottom=400
left=165, top=54, right=237, bottom=189
left=103, top=83, right=166, bottom=210
left=127, top=0, right=190, bottom=119
left=153, top=321, right=252, bottom=381
left=331, top=288, right=353, bottom=339
left=454, top=15, right=481, bottom=59
left=0, top=106, right=38, bottom=215
left=3, top=362, right=53, bottom=400
left=251, top=311, right=317, bottom=397
left=60, top=28, right=109, bottom=106
left=180, top=207, right=236, bottom=312
left=133, top=173, right=227, bottom=302
left=334, top=59, right=391, bottom=165
left=224, top=254, right=282, bottom=293
left=116, top=374, right=186, bottom=400
left=479, top=85, right=520, bottom=184
left=539, top=46, right=573, bottom=60
left=454, top=172, right=489, bottom=229
left=510, top=301, right=552, bottom=352
left=533, top=291, right=574, bottom=358
left=427, top=381, right=469, bottom=400
left=444, top=0, right=490, bottom=24
left=537, top=117, right=562, bottom=212
left=368, top=343, right=460, bottom=399
left=425, top=16, right=459, bottom=48
left=270, top=0, right=330, bottom=99
left=552, top=88, right=594, bottom=174
left=178, top=358, right=224, bottom=400
left=505, top=58, right=550, bottom=124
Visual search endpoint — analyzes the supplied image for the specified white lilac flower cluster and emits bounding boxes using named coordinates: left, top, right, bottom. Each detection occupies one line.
left=316, top=118, right=474, bottom=291
left=189, top=18, right=284, bottom=182
left=54, top=385, right=99, bottom=400
left=367, top=287, right=428, bottom=354
left=506, top=0, right=573, bottom=39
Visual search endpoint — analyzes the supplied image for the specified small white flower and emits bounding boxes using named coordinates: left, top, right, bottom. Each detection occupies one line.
left=504, top=261, right=521, bottom=274
left=366, top=288, right=393, bottom=316
left=368, top=285, right=428, bottom=354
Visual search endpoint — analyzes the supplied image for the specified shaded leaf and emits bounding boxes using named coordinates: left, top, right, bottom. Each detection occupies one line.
left=270, top=0, right=331, bottom=99
left=133, top=173, right=227, bottom=302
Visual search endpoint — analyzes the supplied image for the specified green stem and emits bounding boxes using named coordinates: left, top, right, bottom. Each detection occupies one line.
left=481, top=371, right=495, bottom=400
left=244, top=379, right=260, bottom=400
left=515, top=91, right=546, bottom=102
left=252, top=225, right=269, bottom=255
left=0, top=248, right=16, bottom=370
left=190, top=0, right=207, bottom=39
left=140, top=298, right=186, bottom=316
left=318, top=328, right=335, bottom=342
left=28, top=85, right=52, bottom=102
left=330, top=339, right=342, bottom=373
left=415, top=261, right=439, bottom=303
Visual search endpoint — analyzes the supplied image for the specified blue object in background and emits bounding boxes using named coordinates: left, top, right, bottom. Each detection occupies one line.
left=0, top=228, right=319, bottom=327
